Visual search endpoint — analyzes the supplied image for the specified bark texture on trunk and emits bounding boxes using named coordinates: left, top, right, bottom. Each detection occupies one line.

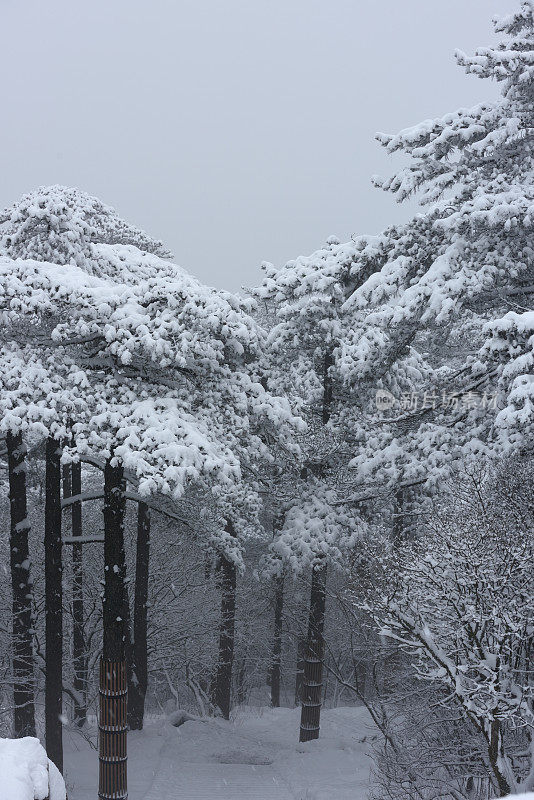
left=298, top=348, right=332, bottom=739
left=322, top=348, right=333, bottom=425
left=294, top=638, right=306, bottom=706
left=299, top=562, right=327, bottom=742
left=45, top=436, right=63, bottom=773
left=71, top=459, right=87, bottom=726
left=102, top=460, right=127, bottom=661
left=6, top=431, right=36, bottom=739
left=99, top=459, right=128, bottom=800
left=269, top=574, right=284, bottom=708
left=392, top=486, right=407, bottom=547
left=213, top=522, right=237, bottom=720
left=488, top=719, right=511, bottom=797
left=128, top=501, right=150, bottom=730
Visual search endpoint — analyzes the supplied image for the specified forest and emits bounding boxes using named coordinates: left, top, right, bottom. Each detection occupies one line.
left=1, top=3, right=534, bottom=800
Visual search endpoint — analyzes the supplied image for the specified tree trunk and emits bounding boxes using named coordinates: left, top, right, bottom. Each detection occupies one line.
left=122, top=560, right=133, bottom=727
left=70, top=459, right=87, bottom=726
left=298, top=347, right=332, bottom=739
left=6, top=431, right=36, bottom=739
left=392, top=486, right=408, bottom=547
left=488, top=719, right=512, bottom=797
left=45, top=436, right=63, bottom=773
left=269, top=574, right=284, bottom=708
left=299, top=562, right=327, bottom=742
left=322, top=348, right=333, bottom=425
left=128, top=502, right=150, bottom=730
left=294, top=638, right=306, bottom=706
left=213, top=522, right=237, bottom=720
left=99, top=459, right=127, bottom=800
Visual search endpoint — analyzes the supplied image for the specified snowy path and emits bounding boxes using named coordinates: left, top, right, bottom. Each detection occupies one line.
left=144, top=758, right=293, bottom=799
left=142, top=715, right=294, bottom=799
left=65, top=706, right=375, bottom=800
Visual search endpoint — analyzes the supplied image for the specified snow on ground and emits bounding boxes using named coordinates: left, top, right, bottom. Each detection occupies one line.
left=63, top=706, right=376, bottom=800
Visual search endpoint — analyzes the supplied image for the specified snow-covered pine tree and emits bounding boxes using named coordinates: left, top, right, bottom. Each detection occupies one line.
left=337, top=1, right=534, bottom=485
left=0, top=184, right=171, bottom=270
left=0, top=184, right=174, bottom=757
left=322, top=6, right=534, bottom=795
left=255, top=239, right=366, bottom=740
left=0, top=185, right=175, bottom=769
left=0, top=187, right=303, bottom=785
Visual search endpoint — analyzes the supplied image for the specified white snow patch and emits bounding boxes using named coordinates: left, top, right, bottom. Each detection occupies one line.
left=0, top=736, right=66, bottom=800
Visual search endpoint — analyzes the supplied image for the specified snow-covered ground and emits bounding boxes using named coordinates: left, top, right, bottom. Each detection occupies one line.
left=63, top=706, right=376, bottom=800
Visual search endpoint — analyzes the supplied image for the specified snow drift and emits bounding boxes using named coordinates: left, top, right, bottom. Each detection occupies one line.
left=0, top=737, right=66, bottom=800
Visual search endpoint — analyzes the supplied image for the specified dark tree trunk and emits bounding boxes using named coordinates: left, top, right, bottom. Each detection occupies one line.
left=294, top=638, right=306, bottom=706
left=70, top=459, right=87, bottom=726
left=128, top=502, right=150, bottom=730
left=299, top=562, right=327, bottom=742
left=234, top=657, right=247, bottom=707
left=381, top=487, right=410, bottom=698
left=322, top=348, right=333, bottom=425
left=269, top=574, right=284, bottom=708
left=298, top=348, right=332, bottom=738
left=122, top=561, right=133, bottom=726
left=392, top=486, right=406, bottom=547
left=63, top=459, right=87, bottom=727
left=213, top=522, right=237, bottom=720
left=6, top=431, right=36, bottom=739
left=354, top=655, right=368, bottom=700
left=102, top=460, right=127, bottom=660
left=99, top=459, right=128, bottom=800
left=45, top=436, right=63, bottom=773
left=299, top=347, right=333, bottom=739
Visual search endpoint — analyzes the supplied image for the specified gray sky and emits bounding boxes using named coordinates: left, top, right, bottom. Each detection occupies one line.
left=1, top=0, right=518, bottom=290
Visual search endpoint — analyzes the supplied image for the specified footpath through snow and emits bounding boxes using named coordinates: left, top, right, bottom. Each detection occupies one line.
left=64, top=706, right=376, bottom=800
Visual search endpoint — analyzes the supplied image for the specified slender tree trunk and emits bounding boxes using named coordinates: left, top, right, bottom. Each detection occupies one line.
left=392, top=486, right=407, bottom=547
left=234, top=657, right=247, bottom=706
left=294, top=638, right=306, bottom=706
left=70, top=459, right=87, bottom=726
left=6, top=431, right=36, bottom=739
left=322, top=348, right=333, bottom=425
left=99, top=459, right=128, bottom=800
left=488, top=719, right=511, bottom=797
left=299, top=562, right=327, bottom=742
left=128, top=502, right=150, bottom=730
left=63, top=459, right=87, bottom=726
left=45, top=436, right=63, bottom=772
left=213, top=522, right=237, bottom=720
left=381, top=487, right=409, bottom=698
left=122, top=562, right=133, bottom=725
left=269, top=574, right=284, bottom=708
left=298, top=348, right=333, bottom=739
left=354, top=655, right=367, bottom=700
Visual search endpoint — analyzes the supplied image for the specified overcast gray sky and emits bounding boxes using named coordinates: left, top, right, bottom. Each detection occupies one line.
left=0, top=0, right=518, bottom=290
